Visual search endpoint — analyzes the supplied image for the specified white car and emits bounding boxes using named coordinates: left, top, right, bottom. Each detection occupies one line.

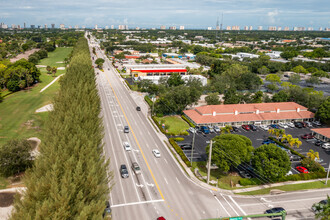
left=213, top=126, right=221, bottom=133
left=260, top=125, right=269, bottom=131
left=314, top=158, right=324, bottom=163
left=152, top=149, right=161, bottom=158
left=287, top=122, right=295, bottom=128
left=278, top=122, right=288, bottom=128
left=188, top=127, right=196, bottom=133
left=322, top=143, right=330, bottom=149
left=123, top=142, right=131, bottom=151
left=286, top=171, right=293, bottom=176
left=208, top=125, right=215, bottom=133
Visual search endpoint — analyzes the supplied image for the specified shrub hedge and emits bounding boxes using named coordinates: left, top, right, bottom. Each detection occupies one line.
left=174, top=137, right=184, bottom=142
left=144, top=95, right=153, bottom=107
left=124, top=80, right=133, bottom=89
left=268, top=137, right=306, bottom=158
left=279, top=171, right=326, bottom=182
left=152, top=116, right=166, bottom=134
left=169, top=138, right=191, bottom=167
left=239, top=178, right=263, bottom=186
left=181, top=115, right=195, bottom=128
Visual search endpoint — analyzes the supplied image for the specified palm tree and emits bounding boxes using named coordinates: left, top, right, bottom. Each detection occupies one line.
left=275, top=129, right=286, bottom=140
left=292, top=138, right=302, bottom=148
left=221, top=125, right=232, bottom=134
left=307, top=149, right=320, bottom=161
left=52, top=67, right=57, bottom=77
left=46, top=66, right=52, bottom=74
left=268, top=128, right=275, bottom=136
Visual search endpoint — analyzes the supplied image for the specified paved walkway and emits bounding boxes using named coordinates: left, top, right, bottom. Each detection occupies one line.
left=40, top=74, right=63, bottom=93
left=0, top=187, right=26, bottom=220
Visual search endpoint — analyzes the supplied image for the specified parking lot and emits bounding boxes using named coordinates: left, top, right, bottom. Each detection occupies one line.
left=174, top=124, right=330, bottom=174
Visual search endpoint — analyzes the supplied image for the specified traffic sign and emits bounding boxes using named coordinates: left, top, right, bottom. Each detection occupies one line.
left=230, top=217, right=243, bottom=220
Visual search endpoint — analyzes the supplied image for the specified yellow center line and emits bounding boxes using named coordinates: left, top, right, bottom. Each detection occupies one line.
left=103, top=71, right=165, bottom=201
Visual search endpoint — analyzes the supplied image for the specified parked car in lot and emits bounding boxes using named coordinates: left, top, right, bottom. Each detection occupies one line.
left=312, top=121, right=322, bottom=126
left=305, top=121, right=312, bottom=127
left=123, top=142, right=131, bottom=151
left=103, top=201, right=111, bottom=218
left=262, top=139, right=276, bottom=145
left=294, top=121, right=303, bottom=128
left=214, top=125, right=220, bottom=133
left=152, top=149, right=161, bottom=158
left=120, top=164, right=129, bottom=178
left=270, top=124, right=279, bottom=129
left=180, top=144, right=192, bottom=150
left=315, top=140, right=324, bottom=146
left=322, top=143, right=330, bottom=149
left=286, top=171, right=293, bottom=176
left=208, top=125, right=215, bottom=133
left=249, top=124, right=257, bottom=131
left=290, top=155, right=301, bottom=162
left=124, top=126, right=130, bottom=133
left=287, top=122, right=295, bottom=128
left=242, top=125, right=250, bottom=131
left=301, top=133, right=315, bottom=139
left=259, top=125, right=269, bottom=131
left=232, top=126, right=239, bottom=132
left=188, top=127, right=196, bottom=133
left=278, top=122, right=288, bottom=128
left=264, top=207, right=286, bottom=218
left=132, top=162, right=141, bottom=175
left=201, top=126, right=210, bottom=134
left=314, top=158, right=323, bottom=163
left=296, top=166, right=309, bottom=173
left=238, top=171, right=252, bottom=179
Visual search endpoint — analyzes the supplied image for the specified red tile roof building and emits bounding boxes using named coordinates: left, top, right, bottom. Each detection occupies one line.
left=311, top=128, right=330, bottom=142
left=183, top=102, right=314, bottom=126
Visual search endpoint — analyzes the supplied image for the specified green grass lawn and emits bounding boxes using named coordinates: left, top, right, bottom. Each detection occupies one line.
left=39, top=47, right=72, bottom=67
left=0, top=176, right=8, bottom=189
left=0, top=47, right=72, bottom=145
left=237, top=180, right=330, bottom=195
left=156, top=116, right=190, bottom=135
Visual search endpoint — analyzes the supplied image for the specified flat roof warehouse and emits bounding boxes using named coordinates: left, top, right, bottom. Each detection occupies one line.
left=183, top=102, right=314, bottom=126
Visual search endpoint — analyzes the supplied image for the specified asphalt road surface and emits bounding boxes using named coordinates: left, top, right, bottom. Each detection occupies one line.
left=87, top=34, right=329, bottom=220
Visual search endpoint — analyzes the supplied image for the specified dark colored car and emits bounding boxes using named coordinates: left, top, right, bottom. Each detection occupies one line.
left=136, top=106, right=141, bottom=111
left=120, top=164, right=129, bottom=178
left=301, top=134, right=315, bottom=139
left=180, top=145, right=192, bottom=150
left=315, top=140, right=324, bottom=146
left=300, top=121, right=307, bottom=127
left=262, top=140, right=276, bottom=145
left=124, top=126, right=129, bottom=133
left=270, top=124, right=279, bottom=129
left=103, top=201, right=111, bottom=218
left=238, top=171, right=252, bottom=179
left=249, top=124, right=257, bottom=131
left=232, top=126, right=238, bottom=132
left=312, top=121, right=321, bottom=127
left=264, top=207, right=286, bottom=218
left=242, top=125, right=250, bottom=131
left=294, top=121, right=303, bottom=128
left=201, top=126, right=210, bottom=134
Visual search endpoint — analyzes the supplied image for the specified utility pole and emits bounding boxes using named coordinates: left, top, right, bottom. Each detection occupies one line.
left=190, top=131, right=196, bottom=164
left=207, top=140, right=213, bottom=184
left=326, top=162, right=330, bottom=185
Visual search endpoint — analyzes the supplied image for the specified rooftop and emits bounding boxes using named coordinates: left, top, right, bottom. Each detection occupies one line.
left=311, top=128, right=330, bottom=138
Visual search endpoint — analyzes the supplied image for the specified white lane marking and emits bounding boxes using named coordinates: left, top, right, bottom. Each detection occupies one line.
left=111, top=199, right=164, bottom=208
left=156, top=210, right=159, bottom=215
left=220, top=194, right=240, bottom=216
left=211, top=191, right=231, bottom=217
left=146, top=143, right=150, bottom=149
left=146, top=182, right=155, bottom=187
left=176, top=177, right=180, bottom=184
left=136, top=183, right=144, bottom=188
left=260, top=197, right=272, bottom=203
left=164, top=158, right=168, bottom=164
left=148, top=131, right=151, bottom=135
left=229, top=195, right=249, bottom=218
left=164, top=177, right=168, bottom=185
left=154, top=158, right=158, bottom=164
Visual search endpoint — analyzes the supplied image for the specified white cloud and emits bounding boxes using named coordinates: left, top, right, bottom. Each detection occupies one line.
left=267, top=9, right=279, bottom=23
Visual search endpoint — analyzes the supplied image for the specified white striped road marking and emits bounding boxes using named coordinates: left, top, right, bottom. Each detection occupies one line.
left=111, top=199, right=164, bottom=208
left=211, top=191, right=231, bottom=217
left=220, top=194, right=239, bottom=216
left=164, top=177, right=168, bottom=185
left=229, top=195, right=250, bottom=219
left=164, top=158, right=168, bottom=164
left=176, top=177, right=180, bottom=184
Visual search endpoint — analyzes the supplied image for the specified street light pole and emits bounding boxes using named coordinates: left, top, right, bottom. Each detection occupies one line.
left=207, top=140, right=213, bottom=184
left=190, top=131, right=195, bottom=165
left=326, top=162, right=330, bottom=185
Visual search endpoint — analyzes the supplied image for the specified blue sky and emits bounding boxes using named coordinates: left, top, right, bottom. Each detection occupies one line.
left=0, top=0, right=329, bottom=29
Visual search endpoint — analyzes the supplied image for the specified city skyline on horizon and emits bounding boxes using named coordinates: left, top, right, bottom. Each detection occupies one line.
left=0, top=0, right=329, bottom=29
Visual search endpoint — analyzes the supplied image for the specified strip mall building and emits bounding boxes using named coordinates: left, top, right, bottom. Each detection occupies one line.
left=183, top=102, right=314, bottom=126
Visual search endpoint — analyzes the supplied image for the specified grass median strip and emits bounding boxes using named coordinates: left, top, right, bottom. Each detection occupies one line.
left=236, top=180, right=330, bottom=195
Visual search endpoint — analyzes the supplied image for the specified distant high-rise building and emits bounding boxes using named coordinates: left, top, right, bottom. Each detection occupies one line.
left=51, top=24, right=55, bottom=29
left=17, top=25, right=21, bottom=29
left=160, top=25, right=166, bottom=30
left=82, top=25, right=86, bottom=29
left=268, top=26, right=276, bottom=31
left=284, top=27, right=290, bottom=31
left=249, top=26, right=253, bottom=30
left=111, top=25, right=114, bottom=29
left=325, top=28, right=330, bottom=31
left=74, top=25, right=79, bottom=29
left=244, top=26, right=248, bottom=30
left=319, top=27, right=323, bottom=31
left=207, top=27, right=212, bottom=30
left=169, top=26, right=176, bottom=30
left=135, top=27, right=140, bottom=30
left=105, top=26, right=109, bottom=30
left=118, top=25, right=128, bottom=30
left=179, top=26, right=184, bottom=30
left=226, top=26, right=231, bottom=30
left=44, top=24, right=47, bottom=29
left=38, top=25, right=41, bottom=29
left=216, top=25, right=220, bottom=30
left=11, top=24, right=17, bottom=29
left=307, top=27, right=313, bottom=31
left=59, top=24, right=65, bottom=29
left=294, top=27, right=305, bottom=31
left=258, top=26, right=263, bottom=30
left=68, top=26, right=72, bottom=29
left=232, top=26, right=239, bottom=30
left=24, top=22, right=26, bottom=29
left=95, top=24, right=98, bottom=29
left=277, top=26, right=282, bottom=31
left=31, top=24, right=35, bottom=29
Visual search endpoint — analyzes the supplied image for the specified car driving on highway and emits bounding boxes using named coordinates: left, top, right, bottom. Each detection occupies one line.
left=152, top=149, right=161, bottom=158
left=120, top=164, right=129, bottom=178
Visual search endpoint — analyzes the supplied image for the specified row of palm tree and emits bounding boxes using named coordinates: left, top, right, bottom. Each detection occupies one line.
left=46, top=65, right=57, bottom=77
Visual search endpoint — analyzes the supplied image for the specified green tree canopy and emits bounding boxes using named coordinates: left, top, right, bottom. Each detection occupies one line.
left=167, top=73, right=185, bottom=87
left=95, top=58, right=105, bottom=68
left=208, top=134, right=254, bottom=172
left=205, top=93, right=221, bottom=105
left=291, top=65, right=308, bottom=74
left=316, top=97, right=330, bottom=125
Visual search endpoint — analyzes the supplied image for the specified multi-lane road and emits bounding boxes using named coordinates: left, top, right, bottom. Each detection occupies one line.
left=87, top=35, right=328, bottom=220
